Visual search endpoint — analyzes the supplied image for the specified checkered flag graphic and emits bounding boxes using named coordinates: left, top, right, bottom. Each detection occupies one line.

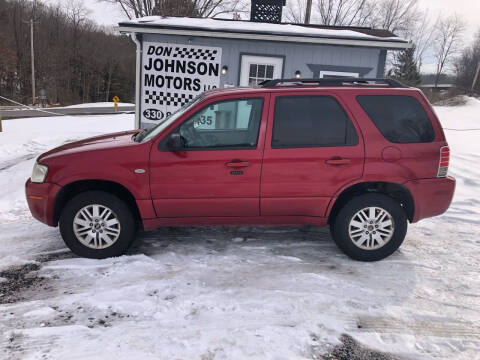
left=173, top=47, right=218, bottom=61
left=145, top=90, right=195, bottom=107
left=145, top=90, right=161, bottom=105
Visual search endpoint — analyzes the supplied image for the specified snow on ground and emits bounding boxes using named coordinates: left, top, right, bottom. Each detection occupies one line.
left=0, top=115, right=133, bottom=225
left=0, top=99, right=479, bottom=359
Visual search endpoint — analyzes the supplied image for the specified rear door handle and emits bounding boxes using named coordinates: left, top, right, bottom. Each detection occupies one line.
left=225, top=160, right=250, bottom=168
left=325, top=157, right=351, bottom=165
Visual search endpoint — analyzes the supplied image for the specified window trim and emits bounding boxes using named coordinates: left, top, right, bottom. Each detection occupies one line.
left=356, top=94, right=435, bottom=144
left=159, top=97, right=265, bottom=151
left=271, top=95, right=359, bottom=149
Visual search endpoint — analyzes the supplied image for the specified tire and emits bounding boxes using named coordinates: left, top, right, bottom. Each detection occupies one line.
left=329, top=223, right=335, bottom=240
left=332, top=193, right=407, bottom=261
left=59, top=191, right=137, bottom=259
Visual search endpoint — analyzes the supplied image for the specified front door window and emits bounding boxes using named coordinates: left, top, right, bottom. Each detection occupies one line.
left=175, top=98, right=264, bottom=149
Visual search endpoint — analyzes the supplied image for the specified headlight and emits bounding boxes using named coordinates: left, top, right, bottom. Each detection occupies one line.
left=31, top=163, right=48, bottom=183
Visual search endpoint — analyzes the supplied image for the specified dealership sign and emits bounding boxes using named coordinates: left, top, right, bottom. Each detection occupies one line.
left=140, top=41, right=222, bottom=126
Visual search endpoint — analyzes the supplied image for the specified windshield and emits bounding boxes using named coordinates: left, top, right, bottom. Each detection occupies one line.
left=137, top=95, right=204, bottom=143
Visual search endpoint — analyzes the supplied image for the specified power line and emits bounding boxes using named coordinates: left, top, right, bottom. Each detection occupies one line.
left=0, top=95, right=66, bottom=117
left=443, top=128, right=480, bottom=131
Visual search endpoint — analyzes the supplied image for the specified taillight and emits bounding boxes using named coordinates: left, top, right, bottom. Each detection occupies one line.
left=437, top=146, right=450, bottom=177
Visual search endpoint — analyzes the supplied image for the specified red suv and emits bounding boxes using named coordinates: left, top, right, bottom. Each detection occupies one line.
left=25, top=78, right=455, bottom=261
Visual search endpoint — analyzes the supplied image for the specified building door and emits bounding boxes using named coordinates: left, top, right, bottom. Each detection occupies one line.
left=240, top=55, right=283, bottom=86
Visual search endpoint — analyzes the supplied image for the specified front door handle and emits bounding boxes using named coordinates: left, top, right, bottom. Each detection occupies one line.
left=225, top=160, right=250, bottom=168
left=325, top=157, right=351, bottom=166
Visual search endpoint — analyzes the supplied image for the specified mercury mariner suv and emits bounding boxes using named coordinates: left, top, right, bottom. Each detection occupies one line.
left=25, top=78, right=455, bottom=261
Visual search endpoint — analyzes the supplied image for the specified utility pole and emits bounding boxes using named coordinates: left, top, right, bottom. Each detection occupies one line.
left=30, top=19, right=36, bottom=105
left=470, top=62, right=480, bottom=96
left=304, top=0, right=312, bottom=24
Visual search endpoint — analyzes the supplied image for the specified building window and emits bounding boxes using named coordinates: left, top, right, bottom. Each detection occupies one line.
left=240, top=55, right=283, bottom=86
left=249, top=64, right=275, bottom=86
left=319, top=71, right=359, bottom=79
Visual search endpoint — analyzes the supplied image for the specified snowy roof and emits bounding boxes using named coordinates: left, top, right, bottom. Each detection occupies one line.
left=118, top=17, right=411, bottom=50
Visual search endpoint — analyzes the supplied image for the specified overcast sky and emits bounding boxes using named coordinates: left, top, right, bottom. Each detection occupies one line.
left=43, top=0, right=479, bottom=37
left=41, top=0, right=479, bottom=73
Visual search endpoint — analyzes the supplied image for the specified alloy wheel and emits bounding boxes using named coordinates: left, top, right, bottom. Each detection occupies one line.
left=73, top=204, right=121, bottom=249
left=348, top=206, right=395, bottom=250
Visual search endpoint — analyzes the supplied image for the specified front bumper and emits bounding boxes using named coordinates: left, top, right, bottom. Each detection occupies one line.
left=25, top=179, right=62, bottom=226
left=404, top=176, right=456, bottom=223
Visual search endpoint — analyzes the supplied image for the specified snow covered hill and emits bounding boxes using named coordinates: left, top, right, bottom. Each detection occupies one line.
left=0, top=99, right=479, bottom=359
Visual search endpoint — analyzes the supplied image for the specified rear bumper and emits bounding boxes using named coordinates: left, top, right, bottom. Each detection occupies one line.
left=25, top=179, right=62, bottom=226
left=404, top=176, right=456, bottom=223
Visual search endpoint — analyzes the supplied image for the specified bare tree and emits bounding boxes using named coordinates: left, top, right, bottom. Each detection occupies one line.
left=153, top=0, right=199, bottom=17
left=316, top=0, right=375, bottom=27
left=455, top=30, right=480, bottom=94
left=370, top=0, right=420, bottom=34
left=285, top=0, right=375, bottom=26
left=99, top=0, right=247, bottom=19
left=196, top=0, right=247, bottom=17
left=1, top=0, right=136, bottom=105
left=433, top=14, right=465, bottom=87
left=284, top=0, right=307, bottom=23
left=98, top=0, right=154, bottom=18
left=405, top=12, right=437, bottom=70
left=286, top=0, right=420, bottom=30
left=64, top=1, right=89, bottom=30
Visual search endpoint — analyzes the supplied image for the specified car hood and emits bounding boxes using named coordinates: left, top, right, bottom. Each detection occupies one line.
left=38, top=130, right=140, bottom=163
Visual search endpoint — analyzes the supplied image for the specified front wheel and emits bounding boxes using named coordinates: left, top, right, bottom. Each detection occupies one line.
left=332, top=193, right=407, bottom=261
left=59, top=191, right=137, bottom=259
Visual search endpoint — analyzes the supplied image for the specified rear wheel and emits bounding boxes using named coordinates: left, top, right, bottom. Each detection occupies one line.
left=332, top=193, right=407, bottom=261
left=59, top=191, right=137, bottom=259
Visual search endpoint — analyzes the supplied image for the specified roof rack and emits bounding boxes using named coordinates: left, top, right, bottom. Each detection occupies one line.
left=260, top=78, right=407, bottom=88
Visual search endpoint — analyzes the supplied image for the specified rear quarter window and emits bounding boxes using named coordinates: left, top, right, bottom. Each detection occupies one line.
left=357, top=95, right=435, bottom=143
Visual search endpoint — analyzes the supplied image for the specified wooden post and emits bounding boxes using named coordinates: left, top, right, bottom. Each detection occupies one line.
left=470, top=62, right=480, bottom=96
left=304, top=0, right=312, bottom=24
left=0, top=113, right=2, bottom=132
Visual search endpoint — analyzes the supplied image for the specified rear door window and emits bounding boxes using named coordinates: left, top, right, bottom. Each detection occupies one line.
left=357, top=95, right=435, bottom=143
left=272, top=95, right=358, bottom=148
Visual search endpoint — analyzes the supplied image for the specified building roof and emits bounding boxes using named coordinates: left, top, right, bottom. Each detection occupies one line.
left=118, top=16, right=411, bottom=50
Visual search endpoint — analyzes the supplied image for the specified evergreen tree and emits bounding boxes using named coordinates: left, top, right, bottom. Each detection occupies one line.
left=388, top=46, right=422, bottom=86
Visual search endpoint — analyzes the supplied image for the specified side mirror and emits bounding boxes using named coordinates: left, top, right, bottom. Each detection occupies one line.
left=166, top=133, right=185, bottom=151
